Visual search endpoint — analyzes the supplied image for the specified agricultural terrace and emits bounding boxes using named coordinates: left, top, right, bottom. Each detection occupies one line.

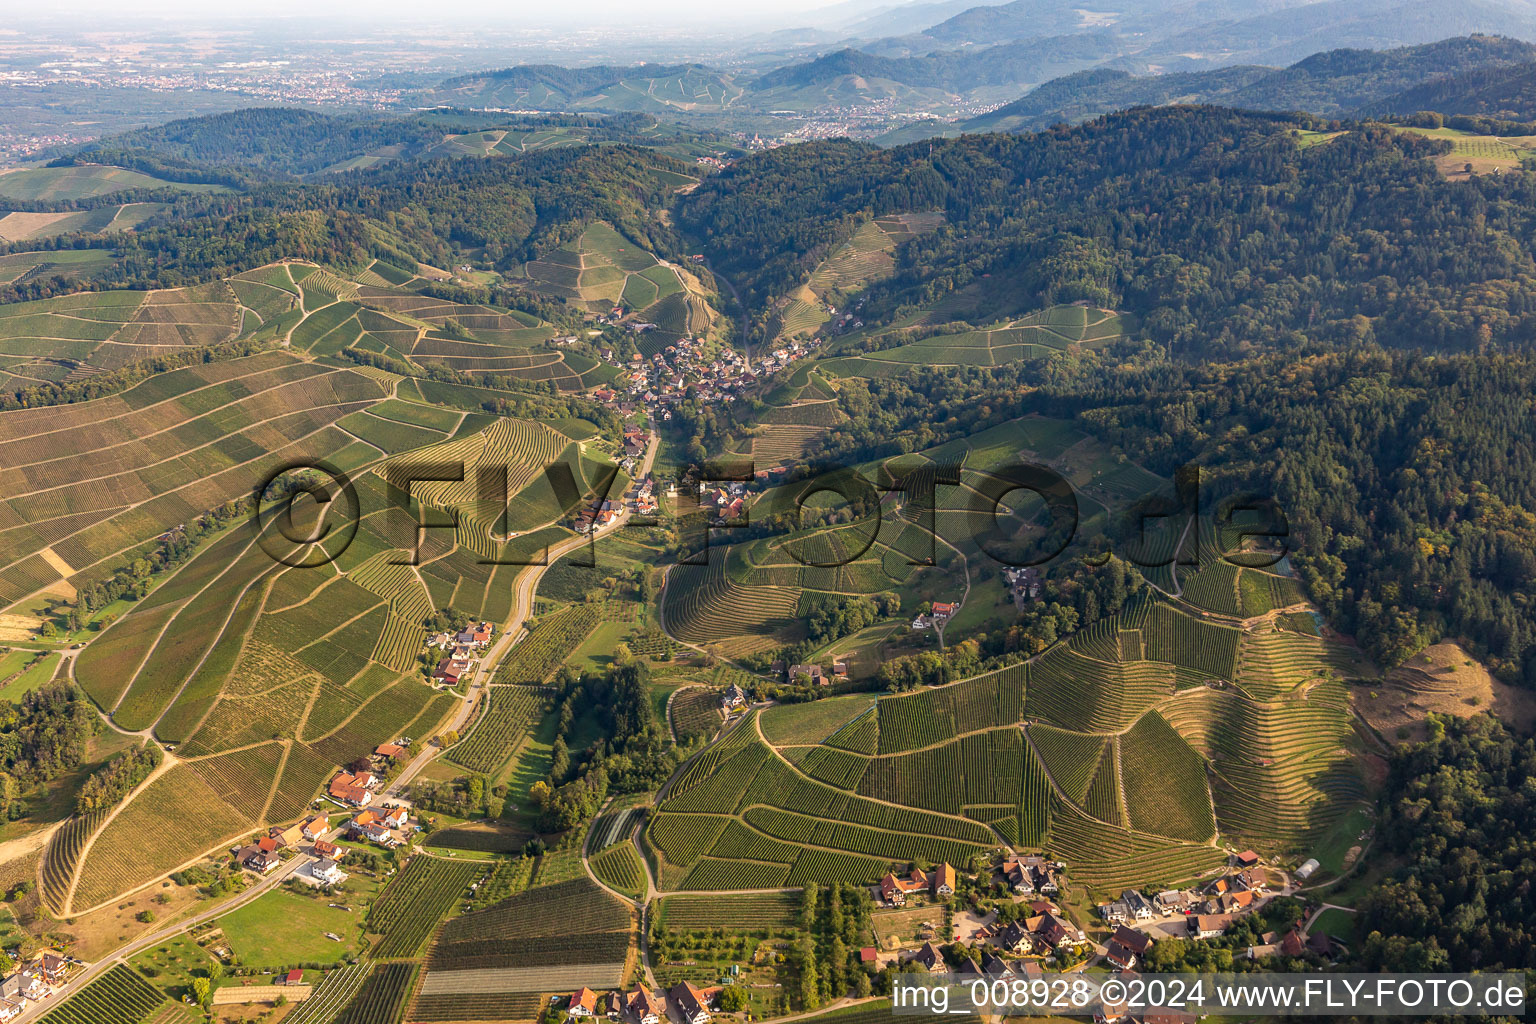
left=659, top=563, right=1367, bottom=891
left=0, top=203, right=165, bottom=244
left=649, top=711, right=1001, bottom=891
left=589, top=840, right=648, bottom=899
left=0, top=350, right=388, bottom=610
left=37, top=963, right=177, bottom=1024
left=414, top=878, right=633, bottom=1009
left=332, top=962, right=417, bottom=1024
left=42, top=396, right=620, bottom=906
left=446, top=685, right=546, bottom=774
left=820, top=303, right=1131, bottom=377
left=0, top=165, right=226, bottom=201
left=367, top=855, right=484, bottom=958
left=769, top=213, right=944, bottom=345
left=517, top=221, right=719, bottom=346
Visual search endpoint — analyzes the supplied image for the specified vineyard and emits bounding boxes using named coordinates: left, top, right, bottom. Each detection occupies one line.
left=589, top=840, right=648, bottom=898
left=445, top=685, right=545, bottom=774
left=658, top=892, right=800, bottom=932
left=649, top=719, right=1000, bottom=888
left=284, top=963, right=372, bottom=1024
left=368, top=856, right=482, bottom=958
left=425, top=877, right=632, bottom=976
left=41, top=810, right=104, bottom=913
left=494, top=604, right=601, bottom=685
left=39, top=964, right=167, bottom=1024
left=669, top=686, right=726, bottom=743
left=334, top=962, right=416, bottom=1024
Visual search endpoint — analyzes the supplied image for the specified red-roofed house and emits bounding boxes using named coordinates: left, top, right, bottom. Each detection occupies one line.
left=569, top=987, right=599, bottom=1016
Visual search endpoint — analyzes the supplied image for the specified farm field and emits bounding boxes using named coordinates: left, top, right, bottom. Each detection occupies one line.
left=821, top=304, right=1132, bottom=376
left=217, top=887, right=364, bottom=965
left=0, top=164, right=227, bottom=201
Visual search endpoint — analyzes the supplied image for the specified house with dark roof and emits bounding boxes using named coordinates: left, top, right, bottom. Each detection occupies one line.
left=1104, top=925, right=1153, bottom=970
left=912, top=941, right=945, bottom=972
left=982, top=952, right=1014, bottom=977
left=668, top=982, right=710, bottom=1024
left=994, top=920, right=1034, bottom=955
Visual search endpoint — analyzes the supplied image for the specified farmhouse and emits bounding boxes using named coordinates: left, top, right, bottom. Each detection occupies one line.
left=912, top=941, right=945, bottom=972
left=1189, top=914, right=1232, bottom=939
left=1005, top=855, right=1062, bottom=895
left=1104, top=925, right=1154, bottom=970
left=931, top=601, right=958, bottom=622
left=879, top=866, right=932, bottom=905
left=432, top=656, right=473, bottom=685
left=236, top=837, right=281, bottom=873
left=720, top=683, right=746, bottom=709
left=994, top=920, right=1034, bottom=955
left=931, top=862, right=956, bottom=896
left=284, top=969, right=304, bottom=986
left=328, top=773, right=372, bottom=806
left=668, top=982, right=711, bottom=1024
left=569, top=988, right=599, bottom=1016
left=627, top=986, right=664, bottom=1024
left=375, top=742, right=406, bottom=760
left=301, top=815, right=329, bottom=840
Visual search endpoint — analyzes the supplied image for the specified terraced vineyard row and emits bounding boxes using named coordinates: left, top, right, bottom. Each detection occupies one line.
left=494, top=604, right=601, bottom=685
left=42, top=810, right=105, bottom=913
left=874, top=665, right=1026, bottom=753
left=38, top=964, right=166, bottom=1024
left=368, top=856, right=482, bottom=958
left=446, top=685, right=544, bottom=774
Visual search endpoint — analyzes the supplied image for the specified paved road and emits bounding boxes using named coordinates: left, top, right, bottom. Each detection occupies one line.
left=23, top=433, right=666, bottom=1014
left=387, top=431, right=661, bottom=799
left=12, top=842, right=327, bottom=1024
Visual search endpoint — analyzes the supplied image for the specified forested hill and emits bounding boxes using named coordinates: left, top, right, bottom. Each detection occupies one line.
left=1377, top=59, right=1536, bottom=120
left=965, top=34, right=1536, bottom=132
left=0, top=145, right=690, bottom=302
left=680, top=106, right=1536, bottom=357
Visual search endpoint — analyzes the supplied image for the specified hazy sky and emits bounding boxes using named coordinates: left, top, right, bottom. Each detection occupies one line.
left=10, top=0, right=870, bottom=30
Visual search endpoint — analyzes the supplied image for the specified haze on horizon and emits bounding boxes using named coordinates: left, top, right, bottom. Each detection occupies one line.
left=2, top=0, right=911, bottom=31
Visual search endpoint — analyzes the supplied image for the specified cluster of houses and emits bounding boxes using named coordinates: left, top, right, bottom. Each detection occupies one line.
left=593, top=336, right=756, bottom=415
left=978, top=902, right=1090, bottom=961
left=768, top=659, right=849, bottom=687
left=698, top=482, right=748, bottom=523
left=1000, top=854, right=1064, bottom=896
left=566, top=982, right=714, bottom=1024
left=1099, top=850, right=1277, bottom=938
left=430, top=623, right=494, bottom=686
left=0, top=950, right=72, bottom=1021
left=877, top=862, right=957, bottom=905
left=344, top=805, right=410, bottom=849
left=910, top=600, right=959, bottom=631
left=1003, top=566, right=1042, bottom=606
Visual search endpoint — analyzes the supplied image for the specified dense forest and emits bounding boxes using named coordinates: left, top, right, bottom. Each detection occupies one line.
left=0, top=685, right=99, bottom=819
left=1353, top=714, right=1534, bottom=971
left=682, top=106, right=1536, bottom=356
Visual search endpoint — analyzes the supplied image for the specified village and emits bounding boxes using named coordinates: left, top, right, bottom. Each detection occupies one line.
left=544, top=847, right=1338, bottom=1024
left=427, top=621, right=496, bottom=688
